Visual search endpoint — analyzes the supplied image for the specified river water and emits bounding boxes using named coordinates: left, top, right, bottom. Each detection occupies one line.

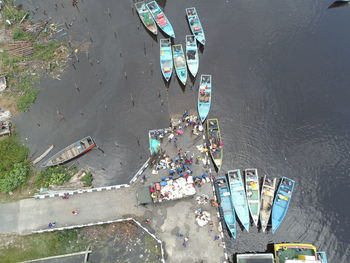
left=14, top=0, right=349, bottom=261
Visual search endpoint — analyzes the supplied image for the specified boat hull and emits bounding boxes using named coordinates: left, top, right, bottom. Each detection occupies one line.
left=227, top=169, right=250, bottom=231
left=259, top=176, right=276, bottom=232
left=185, top=35, right=199, bottom=77
left=215, top=177, right=236, bottom=239
left=197, top=74, right=212, bottom=123
left=147, top=1, right=175, bottom=38
left=135, top=2, right=158, bottom=35
left=206, top=118, right=223, bottom=170
left=172, top=44, right=187, bottom=85
left=160, top=39, right=173, bottom=81
left=271, top=177, right=295, bottom=233
left=317, top=252, right=328, bottom=263
left=186, top=7, right=206, bottom=45
left=244, top=168, right=260, bottom=227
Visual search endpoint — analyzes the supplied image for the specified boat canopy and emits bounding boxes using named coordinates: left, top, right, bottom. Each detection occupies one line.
left=237, top=253, right=274, bottom=263
left=150, top=138, right=160, bottom=153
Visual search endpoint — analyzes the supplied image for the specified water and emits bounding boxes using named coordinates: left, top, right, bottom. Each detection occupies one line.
left=14, top=0, right=350, bottom=261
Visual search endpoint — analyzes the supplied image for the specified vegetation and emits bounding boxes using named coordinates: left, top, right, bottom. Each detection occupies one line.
left=0, top=135, right=30, bottom=193
left=12, top=28, right=34, bottom=41
left=2, top=2, right=28, bottom=25
left=80, top=171, right=93, bottom=187
left=35, top=166, right=77, bottom=188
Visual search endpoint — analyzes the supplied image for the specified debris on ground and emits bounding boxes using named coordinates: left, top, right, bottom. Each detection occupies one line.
left=194, top=208, right=211, bottom=227
left=0, top=76, right=7, bottom=92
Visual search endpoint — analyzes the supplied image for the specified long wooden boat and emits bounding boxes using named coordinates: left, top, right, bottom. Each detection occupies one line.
left=198, top=74, right=212, bottom=123
left=244, top=168, right=260, bottom=227
left=146, top=1, right=175, bottom=38
left=185, top=7, right=206, bottom=45
left=259, top=175, right=276, bottom=232
left=41, top=136, right=95, bottom=167
left=274, top=243, right=317, bottom=263
left=160, top=39, right=173, bottom=81
left=317, top=252, right=328, bottom=263
left=271, top=176, right=295, bottom=233
left=172, top=44, right=187, bottom=85
left=135, top=2, right=157, bottom=35
left=215, top=176, right=236, bottom=239
left=206, top=118, right=223, bottom=170
left=226, top=169, right=250, bottom=232
left=185, top=35, right=199, bottom=77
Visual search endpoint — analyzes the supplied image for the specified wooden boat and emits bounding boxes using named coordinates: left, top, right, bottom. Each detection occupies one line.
left=244, top=168, right=260, bottom=227
left=198, top=74, right=212, bottom=123
left=215, top=176, right=236, bottom=239
left=41, top=136, right=95, bottom=167
left=160, top=39, right=173, bottom=81
left=172, top=44, right=187, bottom=85
left=186, top=7, right=206, bottom=45
left=226, top=169, right=250, bottom=232
left=146, top=1, right=175, bottom=38
left=185, top=35, right=199, bottom=77
left=135, top=2, right=157, bottom=35
left=271, top=177, right=295, bottom=233
left=259, top=175, right=276, bottom=232
left=317, top=252, right=328, bottom=263
left=206, top=118, right=223, bottom=170
left=274, top=243, right=317, bottom=263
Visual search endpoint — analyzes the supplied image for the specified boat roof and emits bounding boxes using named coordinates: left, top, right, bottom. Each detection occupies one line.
left=237, top=253, right=274, bottom=263
left=275, top=244, right=317, bottom=263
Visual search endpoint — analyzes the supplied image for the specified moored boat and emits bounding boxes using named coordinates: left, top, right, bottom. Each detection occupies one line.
left=135, top=2, right=157, bottom=35
left=226, top=169, right=250, bottom=232
left=215, top=176, right=236, bottom=239
left=197, top=74, right=212, bottom=123
left=206, top=118, right=223, bottom=170
left=172, top=44, right=187, bottom=85
left=271, top=176, right=295, bottom=233
left=186, top=7, right=206, bottom=45
left=244, top=168, right=260, bottom=227
left=274, top=243, right=318, bottom=263
left=259, top=175, right=277, bottom=232
left=41, top=136, right=95, bottom=167
left=185, top=35, right=199, bottom=77
left=160, top=39, right=173, bottom=81
left=146, top=1, right=175, bottom=38
left=317, top=251, right=328, bottom=263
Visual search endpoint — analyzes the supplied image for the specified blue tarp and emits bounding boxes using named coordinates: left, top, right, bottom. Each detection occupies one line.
left=150, top=138, right=160, bottom=153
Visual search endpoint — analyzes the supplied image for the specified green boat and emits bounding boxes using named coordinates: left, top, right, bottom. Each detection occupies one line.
left=172, top=44, right=187, bottom=86
left=244, top=168, right=260, bottom=227
left=206, top=118, right=223, bottom=171
left=259, top=175, right=277, bottom=232
left=135, top=1, right=157, bottom=35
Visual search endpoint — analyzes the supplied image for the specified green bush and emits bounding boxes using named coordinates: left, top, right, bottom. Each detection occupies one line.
left=36, top=166, right=74, bottom=188
left=0, top=136, right=30, bottom=193
left=13, top=28, right=34, bottom=41
left=80, top=172, right=93, bottom=187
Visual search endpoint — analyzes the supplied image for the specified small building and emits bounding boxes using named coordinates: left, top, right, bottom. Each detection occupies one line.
left=236, top=253, right=274, bottom=263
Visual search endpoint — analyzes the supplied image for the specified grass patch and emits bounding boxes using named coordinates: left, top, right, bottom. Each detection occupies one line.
left=0, top=135, right=30, bottom=193
left=144, top=235, right=161, bottom=255
left=12, top=28, right=34, bottom=41
left=17, top=88, right=38, bottom=111
left=2, top=3, right=28, bottom=26
left=80, top=172, right=93, bottom=187
left=32, top=42, right=63, bottom=61
left=0, top=230, right=87, bottom=263
left=35, top=166, right=77, bottom=188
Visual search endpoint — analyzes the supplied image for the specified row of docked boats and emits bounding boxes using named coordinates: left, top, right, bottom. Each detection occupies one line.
left=214, top=169, right=295, bottom=238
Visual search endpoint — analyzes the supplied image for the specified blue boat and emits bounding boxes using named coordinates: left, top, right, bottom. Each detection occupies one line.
left=226, top=169, right=250, bottom=232
left=186, top=7, right=206, bottom=45
left=185, top=35, right=199, bottom=77
left=198, top=74, right=212, bottom=123
left=160, top=39, right=173, bottom=82
left=271, top=177, right=295, bottom=233
left=215, top=176, right=236, bottom=239
left=317, top=252, right=328, bottom=263
left=172, top=44, right=187, bottom=85
left=146, top=1, right=175, bottom=38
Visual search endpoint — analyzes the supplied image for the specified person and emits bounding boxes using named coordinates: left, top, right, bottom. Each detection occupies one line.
left=71, top=210, right=78, bottom=215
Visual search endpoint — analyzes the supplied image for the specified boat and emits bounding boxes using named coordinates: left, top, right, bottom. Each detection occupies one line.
left=160, top=39, right=173, bottom=81
left=274, top=243, right=318, bottom=263
left=259, top=175, right=277, bottom=232
left=244, top=168, right=260, bottom=227
left=185, top=35, right=199, bottom=77
left=135, top=2, right=157, bottom=35
left=215, top=176, right=236, bottom=239
left=146, top=1, right=175, bottom=38
left=41, top=136, right=95, bottom=167
left=271, top=177, right=295, bottom=233
left=185, top=7, right=206, bottom=45
left=197, top=74, right=212, bottom=123
left=317, top=252, right=328, bottom=263
left=226, top=169, right=250, bottom=232
left=206, top=118, right=223, bottom=170
left=172, top=44, right=187, bottom=85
